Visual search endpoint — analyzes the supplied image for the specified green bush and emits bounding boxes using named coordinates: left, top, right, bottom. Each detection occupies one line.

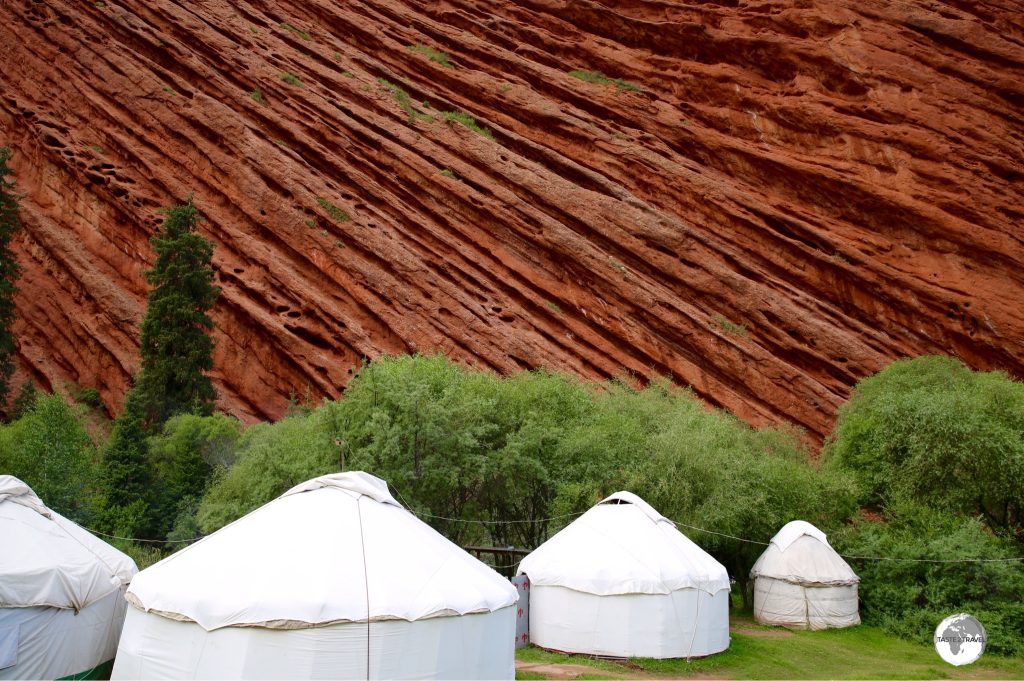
left=377, top=79, right=432, bottom=125
left=150, top=413, right=241, bottom=538
left=8, top=378, right=37, bottom=420
left=316, top=198, right=349, bottom=222
left=0, top=394, right=99, bottom=523
left=101, top=391, right=156, bottom=538
left=824, top=356, right=1024, bottom=536
left=832, top=501, right=1024, bottom=657
left=335, top=356, right=501, bottom=543
left=407, top=44, right=451, bottom=68
left=196, top=410, right=341, bottom=533
left=278, top=22, right=311, bottom=41
left=188, top=353, right=1024, bottom=652
left=194, top=355, right=852, bottom=572
left=567, top=69, right=639, bottom=92
left=72, top=385, right=103, bottom=409
left=548, top=379, right=857, bottom=606
left=442, top=110, right=493, bottom=140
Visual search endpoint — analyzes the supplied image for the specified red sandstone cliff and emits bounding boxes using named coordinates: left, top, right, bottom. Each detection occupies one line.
left=0, top=0, right=1021, bottom=441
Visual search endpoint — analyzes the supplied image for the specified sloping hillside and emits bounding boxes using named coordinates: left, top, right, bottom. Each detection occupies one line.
left=0, top=0, right=1022, bottom=440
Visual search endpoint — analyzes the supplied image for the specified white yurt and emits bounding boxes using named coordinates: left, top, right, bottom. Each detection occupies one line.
left=0, top=475, right=137, bottom=680
left=112, top=471, right=519, bottom=680
left=749, top=520, right=860, bottom=630
left=519, top=492, right=730, bottom=659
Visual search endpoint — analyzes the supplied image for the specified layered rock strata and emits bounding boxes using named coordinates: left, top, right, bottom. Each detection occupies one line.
left=0, top=0, right=1021, bottom=440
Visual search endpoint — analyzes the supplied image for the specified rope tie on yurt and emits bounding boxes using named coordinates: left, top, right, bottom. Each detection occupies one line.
left=356, top=496, right=371, bottom=681
left=685, top=586, right=702, bottom=661
left=755, top=577, right=775, bottom=623
left=50, top=520, right=129, bottom=610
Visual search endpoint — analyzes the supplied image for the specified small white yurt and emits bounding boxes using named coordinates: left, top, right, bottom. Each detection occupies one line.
left=112, top=471, right=519, bottom=680
left=749, top=520, right=860, bottom=630
left=0, top=475, right=137, bottom=680
left=519, top=492, right=730, bottom=659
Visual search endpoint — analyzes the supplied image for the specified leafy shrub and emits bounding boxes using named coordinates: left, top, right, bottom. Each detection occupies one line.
left=550, top=380, right=856, bottom=606
left=713, top=313, right=747, bottom=337
left=316, top=198, right=349, bottom=222
left=333, top=356, right=501, bottom=543
left=280, top=72, right=303, bottom=87
left=333, top=357, right=596, bottom=544
left=824, top=356, right=1024, bottom=537
left=442, top=110, right=493, bottom=140
left=568, top=69, right=639, bottom=92
left=377, top=78, right=432, bottom=125
left=73, top=385, right=103, bottom=408
left=150, top=413, right=242, bottom=536
left=278, top=22, right=311, bottom=41
left=8, top=379, right=37, bottom=420
left=107, top=535, right=164, bottom=570
left=832, top=501, right=1024, bottom=657
left=0, top=394, right=99, bottom=523
left=407, top=44, right=451, bottom=68
left=194, top=355, right=850, bottom=571
left=196, top=410, right=341, bottom=532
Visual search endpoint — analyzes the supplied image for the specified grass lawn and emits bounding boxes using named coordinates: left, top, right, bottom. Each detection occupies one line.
left=515, top=617, right=1024, bottom=679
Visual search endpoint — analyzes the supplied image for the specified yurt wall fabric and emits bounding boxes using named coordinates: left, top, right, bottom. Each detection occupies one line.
left=114, top=604, right=512, bottom=680
left=528, top=585, right=728, bottom=659
left=0, top=476, right=137, bottom=680
left=749, top=520, right=860, bottom=630
left=112, top=471, right=518, bottom=680
left=519, top=491, right=730, bottom=658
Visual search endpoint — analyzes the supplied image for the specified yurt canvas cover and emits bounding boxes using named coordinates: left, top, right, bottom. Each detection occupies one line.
left=112, top=472, right=519, bottom=680
left=519, top=492, right=730, bottom=658
left=0, top=475, right=137, bottom=680
left=749, top=520, right=860, bottom=630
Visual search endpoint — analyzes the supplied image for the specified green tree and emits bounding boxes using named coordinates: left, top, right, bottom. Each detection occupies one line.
left=832, top=501, right=1024, bottom=657
left=552, top=379, right=857, bottom=609
left=101, top=389, right=156, bottom=538
left=824, top=356, right=1024, bottom=538
left=134, top=198, right=220, bottom=430
left=0, top=393, right=97, bottom=523
left=197, top=410, right=340, bottom=533
left=149, top=413, right=241, bottom=539
left=8, top=378, right=37, bottom=420
left=0, top=147, right=23, bottom=407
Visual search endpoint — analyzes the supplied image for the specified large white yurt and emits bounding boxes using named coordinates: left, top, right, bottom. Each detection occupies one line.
left=0, top=475, right=137, bottom=680
left=749, top=520, right=860, bottom=630
left=519, top=491, right=730, bottom=659
left=112, top=471, right=519, bottom=680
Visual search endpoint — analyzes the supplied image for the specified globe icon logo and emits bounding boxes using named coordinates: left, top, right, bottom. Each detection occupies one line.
left=934, top=614, right=986, bottom=665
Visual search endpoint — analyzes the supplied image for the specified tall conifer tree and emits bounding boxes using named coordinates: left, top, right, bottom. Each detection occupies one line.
left=0, top=147, right=23, bottom=408
left=134, top=197, right=220, bottom=429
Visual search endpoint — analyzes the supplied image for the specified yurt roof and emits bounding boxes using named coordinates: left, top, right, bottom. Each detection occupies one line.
left=0, top=475, right=137, bottom=611
left=126, top=471, right=518, bottom=631
left=519, top=491, right=730, bottom=596
left=749, top=520, right=858, bottom=586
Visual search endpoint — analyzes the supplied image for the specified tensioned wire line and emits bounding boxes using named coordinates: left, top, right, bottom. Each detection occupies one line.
left=82, top=504, right=1024, bottom=564
left=82, top=526, right=196, bottom=544
left=669, top=520, right=1024, bottom=564
left=410, top=509, right=586, bottom=524
left=408, top=507, right=1024, bottom=564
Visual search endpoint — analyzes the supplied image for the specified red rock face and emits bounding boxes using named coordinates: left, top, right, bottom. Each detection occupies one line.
left=0, top=0, right=1021, bottom=441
